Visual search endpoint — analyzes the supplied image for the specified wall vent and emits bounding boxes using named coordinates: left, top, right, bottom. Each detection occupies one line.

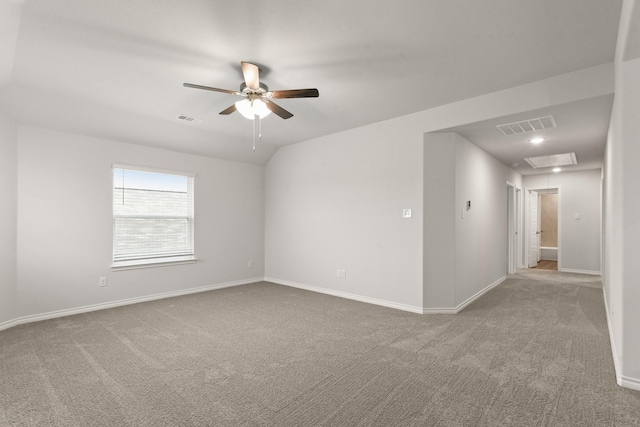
left=177, top=115, right=203, bottom=124
left=524, top=152, right=577, bottom=169
left=496, top=115, right=557, bottom=136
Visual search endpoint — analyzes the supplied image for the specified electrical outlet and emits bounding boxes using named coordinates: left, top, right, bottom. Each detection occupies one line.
left=99, top=277, right=107, bottom=287
left=336, top=269, right=347, bottom=279
left=248, top=260, right=253, bottom=268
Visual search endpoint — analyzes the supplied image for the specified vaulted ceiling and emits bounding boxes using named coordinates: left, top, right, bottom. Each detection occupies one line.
left=0, top=0, right=625, bottom=170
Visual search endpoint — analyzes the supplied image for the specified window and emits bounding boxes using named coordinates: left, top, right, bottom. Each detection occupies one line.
left=112, top=164, right=195, bottom=269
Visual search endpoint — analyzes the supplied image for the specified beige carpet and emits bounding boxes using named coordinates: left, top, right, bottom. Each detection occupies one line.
left=1, top=271, right=639, bottom=426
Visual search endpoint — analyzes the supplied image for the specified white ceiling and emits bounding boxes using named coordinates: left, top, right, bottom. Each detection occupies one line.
left=0, top=0, right=624, bottom=168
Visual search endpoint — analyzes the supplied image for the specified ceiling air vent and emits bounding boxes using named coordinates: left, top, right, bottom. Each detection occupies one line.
left=524, top=152, right=577, bottom=169
left=496, top=115, right=557, bottom=136
left=177, top=115, right=203, bottom=124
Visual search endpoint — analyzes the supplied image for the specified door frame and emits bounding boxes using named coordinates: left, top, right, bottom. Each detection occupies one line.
left=524, top=185, right=562, bottom=270
left=506, top=182, right=518, bottom=274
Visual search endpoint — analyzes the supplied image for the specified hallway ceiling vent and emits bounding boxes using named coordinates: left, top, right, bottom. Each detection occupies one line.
left=496, top=115, right=557, bottom=136
left=177, top=115, right=203, bottom=124
left=524, top=152, right=577, bottom=169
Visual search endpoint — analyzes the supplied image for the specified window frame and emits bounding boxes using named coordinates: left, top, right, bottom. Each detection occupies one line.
left=111, top=163, right=196, bottom=271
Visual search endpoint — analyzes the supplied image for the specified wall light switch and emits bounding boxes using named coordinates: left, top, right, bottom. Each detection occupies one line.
left=403, top=209, right=412, bottom=218
left=575, top=213, right=581, bottom=220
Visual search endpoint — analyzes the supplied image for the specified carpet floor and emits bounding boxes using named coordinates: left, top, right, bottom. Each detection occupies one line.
left=1, top=271, right=639, bottom=426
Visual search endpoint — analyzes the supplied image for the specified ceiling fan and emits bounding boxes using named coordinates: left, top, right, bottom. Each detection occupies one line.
left=183, top=61, right=319, bottom=121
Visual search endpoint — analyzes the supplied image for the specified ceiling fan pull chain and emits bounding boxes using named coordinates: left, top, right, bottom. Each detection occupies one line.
left=253, top=115, right=258, bottom=151
left=259, top=115, right=263, bottom=140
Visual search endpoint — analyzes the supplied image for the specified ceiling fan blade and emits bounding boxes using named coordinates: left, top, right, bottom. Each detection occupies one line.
left=266, top=101, right=293, bottom=119
left=219, top=104, right=237, bottom=115
left=271, top=88, right=319, bottom=99
left=183, top=83, right=239, bottom=95
left=241, top=61, right=260, bottom=90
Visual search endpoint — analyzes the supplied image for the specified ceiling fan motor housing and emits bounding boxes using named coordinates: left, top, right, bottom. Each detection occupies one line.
left=240, top=82, right=269, bottom=94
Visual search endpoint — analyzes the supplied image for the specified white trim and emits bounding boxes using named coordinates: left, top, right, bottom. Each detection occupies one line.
left=112, top=163, right=195, bottom=178
left=619, top=376, right=640, bottom=392
left=112, top=256, right=196, bottom=271
left=264, top=277, right=425, bottom=314
left=0, top=318, right=21, bottom=332
left=601, top=288, right=640, bottom=391
left=264, top=276, right=506, bottom=315
left=455, top=276, right=506, bottom=312
left=602, top=289, right=620, bottom=384
left=0, top=277, right=262, bottom=332
left=558, top=268, right=601, bottom=276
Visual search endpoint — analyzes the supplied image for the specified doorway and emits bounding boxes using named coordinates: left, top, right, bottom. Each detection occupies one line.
left=525, top=187, right=560, bottom=270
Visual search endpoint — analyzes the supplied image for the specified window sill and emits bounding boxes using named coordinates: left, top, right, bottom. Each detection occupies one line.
left=112, top=256, right=196, bottom=271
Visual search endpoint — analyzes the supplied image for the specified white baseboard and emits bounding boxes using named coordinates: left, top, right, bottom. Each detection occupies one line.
left=0, top=277, right=263, bottom=332
left=454, top=276, right=506, bottom=313
left=601, top=288, right=640, bottom=391
left=620, top=376, right=640, bottom=391
left=602, top=289, right=621, bottom=384
left=264, top=276, right=506, bottom=315
left=558, top=268, right=601, bottom=276
left=264, top=277, right=425, bottom=314
left=0, top=317, right=21, bottom=332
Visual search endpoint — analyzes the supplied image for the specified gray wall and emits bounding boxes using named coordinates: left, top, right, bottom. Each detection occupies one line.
left=524, top=169, right=602, bottom=274
left=424, top=132, right=522, bottom=310
left=265, top=125, right=425, bottom=311
left=0, top=113, right=18, bottom=325
left=14, top=125, right=265, bottom=318
left=423, top=133, right=456, bottom=309
left=454, top=134, right=521, bottom=305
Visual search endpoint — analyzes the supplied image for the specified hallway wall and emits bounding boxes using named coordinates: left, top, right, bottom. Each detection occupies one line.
left=523, top=170, right=601, bottom=274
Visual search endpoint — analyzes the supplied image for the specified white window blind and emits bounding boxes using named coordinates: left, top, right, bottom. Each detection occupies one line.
left=112, top=165, right=194, bottom=268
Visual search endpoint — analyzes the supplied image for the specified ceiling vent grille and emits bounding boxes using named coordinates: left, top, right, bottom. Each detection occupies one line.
left=177, top=115, right=203, bottom=124
left=496, top=115, right=557, bottom=136
left=524, top=152, right=577, bottom=169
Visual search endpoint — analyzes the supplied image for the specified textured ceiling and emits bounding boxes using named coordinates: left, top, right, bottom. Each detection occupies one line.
left=0, top=0, right=624, bottom=167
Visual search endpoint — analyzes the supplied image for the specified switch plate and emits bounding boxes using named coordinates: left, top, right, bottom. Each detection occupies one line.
left=99, top=277, right=107, bottom=287
left=575, top=213, right=581, bottom=220
left=248, top=260, right=253, bottom=268
left=403, top=209, right=412, bottom=218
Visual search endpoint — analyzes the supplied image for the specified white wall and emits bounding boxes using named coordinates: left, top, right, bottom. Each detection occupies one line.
left=265, top=64, right=608, bottom=314
left=0, top=113, right=18, bottom=325
left=15, top=125, right=264, bottom=318
left=424, top=132, right=521, bottom=310
left=603, top=0, right=640, bottom=390
left=265, top=124, right=425, bottom=312
left=454, top=134, right=521, bottom=306
left=523, top=169, right=602, bottom=274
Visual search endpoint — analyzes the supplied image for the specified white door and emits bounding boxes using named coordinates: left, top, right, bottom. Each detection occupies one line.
left=506, top=184, right=516, bottom=274
left=529, top=190, right=539, bottom=268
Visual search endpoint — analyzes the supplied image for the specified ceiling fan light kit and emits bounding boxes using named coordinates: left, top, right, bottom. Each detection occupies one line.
left=235, top=99, right=271, bottom=120
left=184, top=61, right=319, bottom=151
